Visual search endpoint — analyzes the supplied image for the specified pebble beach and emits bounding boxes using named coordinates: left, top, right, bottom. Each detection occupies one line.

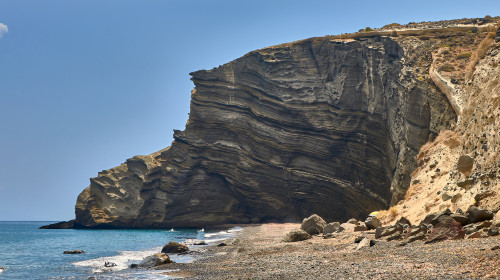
left=159, top=223, right=500, bottom=279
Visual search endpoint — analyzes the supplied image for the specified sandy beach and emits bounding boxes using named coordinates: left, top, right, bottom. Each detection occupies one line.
left=159, top=223, right=500, bottom=279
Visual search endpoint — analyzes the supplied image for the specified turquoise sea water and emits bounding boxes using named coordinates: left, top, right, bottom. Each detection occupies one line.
left=0, top=221, right=239, bottom=279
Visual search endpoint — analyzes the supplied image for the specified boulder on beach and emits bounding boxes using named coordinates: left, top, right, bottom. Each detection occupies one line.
left=425, top=215, right=465, bottom=244
left=161, top=241, right=189, bottom=254
left=323, top=222, right=344, bottom=235
left=375, top=223, right=403, bottom=239
left=282, top=229, right=311, bottom=242
left=301, top=214, right=326, bottom=235
left=467, top=206, right=494, bottom=223
left=139, top=253, right=173, bottom=267
left=364, top=216, right=381, bottom=229
left=63, top=250, right=84, bottom=254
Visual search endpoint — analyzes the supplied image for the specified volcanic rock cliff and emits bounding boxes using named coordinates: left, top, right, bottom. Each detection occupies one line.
left=51, top=18, right=500, bottom=229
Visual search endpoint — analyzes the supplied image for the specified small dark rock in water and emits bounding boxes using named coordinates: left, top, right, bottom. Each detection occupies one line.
left=104, top=261, right=117, bottom=267
left=0, top=266, right=4, bottom=271
left=282, top=229, right=311, bottom=242
left=194, top=241, right=207, bottom=245
left=130, top=264, right=138, bottom=269
left=217, top=242, right=228, bottom=247
left=161, top=241, right=189, bottom=254
left=63, top=250, right=84, bottom=254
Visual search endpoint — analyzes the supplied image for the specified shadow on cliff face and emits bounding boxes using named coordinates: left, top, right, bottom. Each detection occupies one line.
left=66, top=36, right=456, bottom=229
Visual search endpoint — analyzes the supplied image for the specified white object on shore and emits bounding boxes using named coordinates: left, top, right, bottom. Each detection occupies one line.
left=169, top=228, right=174, bottom=232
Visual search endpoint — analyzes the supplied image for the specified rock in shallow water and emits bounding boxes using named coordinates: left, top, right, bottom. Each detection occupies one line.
left=139, top=253, right=173, bottom=267
left=161, top=242, right=189, bottom=254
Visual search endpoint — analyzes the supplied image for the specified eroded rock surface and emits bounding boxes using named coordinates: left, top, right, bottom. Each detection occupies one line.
left=55, top=21, right=475, bottom=229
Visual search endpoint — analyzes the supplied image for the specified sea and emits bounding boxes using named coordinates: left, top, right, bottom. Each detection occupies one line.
left=0, top=221, right=241, bottom=280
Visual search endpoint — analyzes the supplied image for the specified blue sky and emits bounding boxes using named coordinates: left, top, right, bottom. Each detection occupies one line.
left=0, top=0, right=498, bottom=221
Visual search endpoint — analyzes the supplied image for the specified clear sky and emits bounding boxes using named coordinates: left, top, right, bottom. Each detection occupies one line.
left=0, top=0, right=498, bottom=221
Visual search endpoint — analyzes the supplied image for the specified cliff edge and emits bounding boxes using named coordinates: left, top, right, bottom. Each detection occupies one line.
left=44, top=17, right=499, bottom=229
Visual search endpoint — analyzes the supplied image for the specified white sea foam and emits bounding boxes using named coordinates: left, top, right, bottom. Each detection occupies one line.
left=73, top=247, right=161, bottom=273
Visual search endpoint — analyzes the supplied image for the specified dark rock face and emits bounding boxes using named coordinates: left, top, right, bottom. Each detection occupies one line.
left=66, top=35, right=455, bottom=229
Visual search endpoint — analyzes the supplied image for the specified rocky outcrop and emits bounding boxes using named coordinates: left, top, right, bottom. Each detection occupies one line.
left=49, top=19, right=485, bottom=229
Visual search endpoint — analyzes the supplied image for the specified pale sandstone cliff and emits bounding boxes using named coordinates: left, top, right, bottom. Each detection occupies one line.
left=46, top=18, right=499, bottom=229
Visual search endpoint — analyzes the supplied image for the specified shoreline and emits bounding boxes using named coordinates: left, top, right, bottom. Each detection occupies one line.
left=157, top=223, right=500, bottom=279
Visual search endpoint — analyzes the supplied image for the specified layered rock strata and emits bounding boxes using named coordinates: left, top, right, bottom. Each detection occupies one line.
left=55, top=20, right=500, bottom=229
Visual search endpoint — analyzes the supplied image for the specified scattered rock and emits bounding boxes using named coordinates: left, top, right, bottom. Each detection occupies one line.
left=474, top=191, right=496, bottom=206
left=354, top=236, right=365, bottom=243
left=450, top=214, right=469, bottom=225
left=407, top=232, right=427, bottom=243
left=139, top=253, right=173, bottom=267
left=467, top=230, right=488, bottom=239
left=323, top=222, right=344, bottom=235
left=430, top=209, right=453, bottom=226
left=426, top=216, right=465, bottom=243
left=491, top=245, right=500, bottom=250
left=301, top=214, right=327, bottom=235
left=365, top=216, right=381, bottom=229
left=346, top=218, right=358, bottom=224
left=340, top=222, right=356, bottom=232
left=457, top=178, right=474, bottom=189
left=194, top=241, right=207, bottom=245
left=355, top=237, right=375, bottom=250
left=466, top=206, right=493, bottom=223
left=451, top=193, right=462, bottom=203
left=217, top=243, right=228, bottom=247
left=476, top=220, right=493, bottom=229
left=104, top=261, right=117, bottom=267
left=161, top=242, right=189, bottom=254
left=375, top=224, right=403, bottom=239
left=354, top=224, right=368, bottom=232
left=396, top=217, right=412, bottom=227
left=282, top=229, right=311, bottom=242
left=63, top=250, right=84, bottom=254
left=487, top=226, right=498, bottom=236
left=130, top=264, right=138, bottom=269
left=442, top=192, right=452, bottom=201
left=386, top=232, right=403, bottom=241
left=457, top=155, right=474, bottom=173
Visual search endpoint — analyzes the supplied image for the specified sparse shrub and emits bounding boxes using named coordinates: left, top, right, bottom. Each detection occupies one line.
left=364, top=27, right=373, bottom=32
left=441, top=49, right=450, bottom=55
left=456, top=52, right=472, bottom=60
left=439, top=63, right=455, bottom=72
left=391, top=30, right=398, bottom=37
left=383, top=23, right=403, bottom=29
left=389, top=206, right=398, bottom=218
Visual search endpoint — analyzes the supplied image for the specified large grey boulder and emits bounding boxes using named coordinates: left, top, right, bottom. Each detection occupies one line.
left=301, top=214, right=327, bottom=235
left=139, top=253, right=173, bottom=267
left=282, top=229, right=311, bottom=242
left=375, top=223, right=403, bottom=239
left=323, top=222, right=344, bottom=235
